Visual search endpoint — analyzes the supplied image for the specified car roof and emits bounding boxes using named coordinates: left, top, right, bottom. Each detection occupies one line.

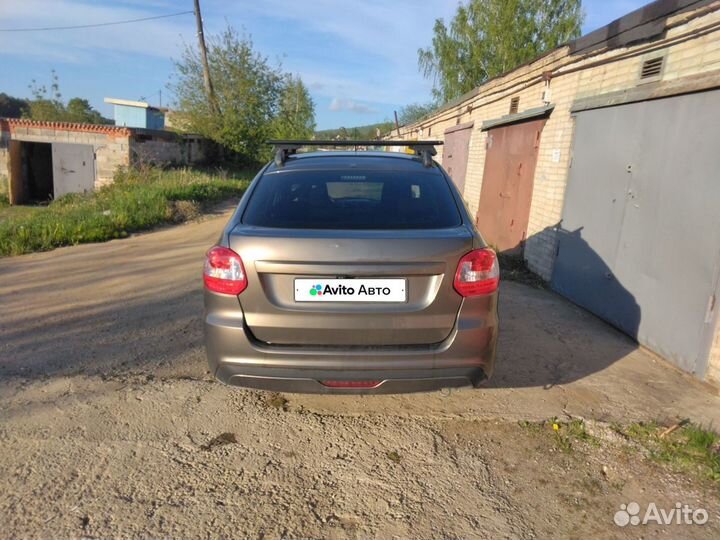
left=264, top=151, right=438, bottom=173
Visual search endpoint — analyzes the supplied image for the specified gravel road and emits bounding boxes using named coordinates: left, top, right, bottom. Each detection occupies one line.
left=1, top=207, right=719, bottom=539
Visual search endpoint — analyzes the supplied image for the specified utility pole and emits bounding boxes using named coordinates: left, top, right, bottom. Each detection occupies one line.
left=193, top=0, right=217, bottom=113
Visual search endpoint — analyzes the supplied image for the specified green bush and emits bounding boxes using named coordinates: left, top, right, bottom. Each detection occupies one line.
left=0, top=175, right=9, bottom=205
left=0, top=166, right=251, bottom=256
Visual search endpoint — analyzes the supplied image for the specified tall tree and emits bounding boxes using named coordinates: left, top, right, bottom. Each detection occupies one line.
left=273, top=75, right=316, bottom=140
left=173, top=27, right=294, bottom=162
left=418, top=0, right=583, bottom=102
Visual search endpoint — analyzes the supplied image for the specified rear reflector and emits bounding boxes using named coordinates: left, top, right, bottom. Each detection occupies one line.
left=203, top=246, right=248, bottom=295
left=453, top=248, right=500, bottom=296
left=320, top=380, right=382, bottom=389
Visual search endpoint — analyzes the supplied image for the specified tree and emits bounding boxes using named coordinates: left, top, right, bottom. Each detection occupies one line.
left=273, top=75, right=316, bottom=140
left=65, top=98, right=108, bottom=124
left=0, top=93, right=28, bottom=118
left=398, top=102, right=437, bottom=125
left=24, top=71, right=109, bottom=124
left=418, top=0, right=583, bottom=102
left=173, top=26, right=315, bottom=162
left=26, top=70, right=66, bottom=122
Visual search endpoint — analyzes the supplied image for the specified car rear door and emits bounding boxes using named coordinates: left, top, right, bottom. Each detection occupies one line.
left=229, top=164, right=474, bottom=347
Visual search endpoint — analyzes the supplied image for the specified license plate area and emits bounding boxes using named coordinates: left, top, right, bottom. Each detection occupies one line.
left=294, top=278, right=407, bottom=303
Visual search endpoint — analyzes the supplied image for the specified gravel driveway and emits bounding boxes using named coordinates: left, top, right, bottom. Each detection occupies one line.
left=1, top=207, right=719, bottom=539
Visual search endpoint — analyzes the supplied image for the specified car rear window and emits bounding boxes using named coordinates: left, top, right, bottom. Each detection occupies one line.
left=242, top=170, right=462, bottom=229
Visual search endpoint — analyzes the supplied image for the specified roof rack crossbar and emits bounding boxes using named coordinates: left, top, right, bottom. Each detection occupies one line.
left=268, top=139, right=443, bottom=167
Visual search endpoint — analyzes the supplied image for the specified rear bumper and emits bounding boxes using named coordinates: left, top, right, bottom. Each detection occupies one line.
left=204, top=293, right=498, bottom=395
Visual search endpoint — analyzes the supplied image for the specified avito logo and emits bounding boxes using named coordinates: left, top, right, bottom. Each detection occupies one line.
left=308, top=283, right=391, bottom=297
left=308, top=284, right=324, bottom=296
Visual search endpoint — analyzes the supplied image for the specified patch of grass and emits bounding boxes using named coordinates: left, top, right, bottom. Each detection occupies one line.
left=0, top=203, right=45, bottom=222
left=0, top=175, right=8, bottom=205
left=518, top=419, right=544, bottom=434
left=0, top=166, right=252, bottom=256
left=620, top=421, right=720, bottom=482
left=522, top=417, right=597, bottom=453
left=553, top=418, right=598, bottom=453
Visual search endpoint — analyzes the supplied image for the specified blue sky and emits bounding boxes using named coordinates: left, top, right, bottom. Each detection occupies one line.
left=0, top=0, right=648, bottom=130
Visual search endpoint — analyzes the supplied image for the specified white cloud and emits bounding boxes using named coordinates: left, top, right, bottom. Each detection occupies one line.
left=329, top=98, right=378, bottom=114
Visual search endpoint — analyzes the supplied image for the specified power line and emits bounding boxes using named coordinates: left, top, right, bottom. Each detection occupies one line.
left=0, top=11, right=193, bottom=32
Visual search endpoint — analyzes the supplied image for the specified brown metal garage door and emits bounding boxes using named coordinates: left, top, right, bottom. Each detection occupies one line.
left=442, top=122, right=473, bottom=193
left=475, top=118, right=546, bottom=253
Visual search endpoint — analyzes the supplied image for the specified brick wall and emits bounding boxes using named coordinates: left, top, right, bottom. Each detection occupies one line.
left=396, top=4, right=720, bottom=280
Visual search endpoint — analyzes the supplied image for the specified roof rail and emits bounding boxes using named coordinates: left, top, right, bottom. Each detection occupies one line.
left=268, top=139, right=443, bottom=168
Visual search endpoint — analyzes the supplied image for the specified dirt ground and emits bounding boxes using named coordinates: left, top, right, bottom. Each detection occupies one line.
left=1, top=206, right=719, bottom=539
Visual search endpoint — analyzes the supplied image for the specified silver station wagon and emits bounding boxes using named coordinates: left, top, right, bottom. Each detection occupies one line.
left=203, top=141, right=499, bottom=394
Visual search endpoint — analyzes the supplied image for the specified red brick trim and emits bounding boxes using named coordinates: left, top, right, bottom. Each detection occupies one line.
left=0, top=117, right=131, bottom=136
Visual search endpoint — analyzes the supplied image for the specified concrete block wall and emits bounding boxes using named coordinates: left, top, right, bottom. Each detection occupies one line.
left=95, top=137, right=130, bottom=188
left=131, top=137, right=184, bottom=166
left=1, top=119, right=213, bottom=195
left=3, top=120, right=132, bottom=190
left=130, top=134, right=209, bottom=168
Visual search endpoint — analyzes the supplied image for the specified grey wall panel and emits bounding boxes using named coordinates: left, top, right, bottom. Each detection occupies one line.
left=552, top=89, right=720, bottom=376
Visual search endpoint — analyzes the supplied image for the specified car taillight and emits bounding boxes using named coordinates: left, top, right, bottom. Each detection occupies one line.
left=453, top=248, right=499, bottom=296
left=203, top=246, right=247, bottom=295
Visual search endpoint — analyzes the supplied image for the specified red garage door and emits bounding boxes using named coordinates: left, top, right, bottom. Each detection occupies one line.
left=476, top=118, right=545, bottom=253
left=442, top=122, right=473, bottom=193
